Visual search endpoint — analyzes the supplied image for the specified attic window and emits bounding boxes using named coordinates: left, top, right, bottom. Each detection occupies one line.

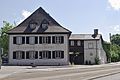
left=29, top=22, right=38, bottom=30
left=41, top=19, right=49, bottom=30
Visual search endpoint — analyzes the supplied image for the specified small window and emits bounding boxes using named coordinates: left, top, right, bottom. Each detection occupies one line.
left=52, top=51, right=64, bottom=59
left=29, top=37, right=35, bottom=45
left=13, top=51, right=25, bottom=59
left=88, top=43, right=94, bottom=49
left=77, top=41, right=81, bottom=46
left=39, top=51, right=51, bottom=59
left=39, top=36, right=51, bottom=44
left=70, top=41, right=74, bottom=46
left=52, top=36, right=64, bottom=44
left=26, top=37, right=29, bottom=44
left=26, top=51, right=38, bottom=59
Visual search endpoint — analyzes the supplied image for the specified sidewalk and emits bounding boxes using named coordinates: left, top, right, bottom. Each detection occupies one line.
left=0, top=62, right=120, bottom=79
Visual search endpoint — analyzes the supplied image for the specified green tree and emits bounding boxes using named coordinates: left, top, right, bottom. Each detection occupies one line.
left=110, top=44, right=120, bottom=62
left=111, top=34, right=120, bottom=46
left=0, top=21, right=14, bottom=57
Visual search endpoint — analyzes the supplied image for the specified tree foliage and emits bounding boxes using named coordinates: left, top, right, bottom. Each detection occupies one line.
left=0, top=21, right=14, bottom=57
left=110, top=34, right=120, bottom=62
left=111, top=34, right=120, bottom=46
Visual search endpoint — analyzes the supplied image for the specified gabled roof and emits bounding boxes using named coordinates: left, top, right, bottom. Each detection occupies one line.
left=69, top=34, right=102, bottom=40
left=8, top=7, right=71, bottom=34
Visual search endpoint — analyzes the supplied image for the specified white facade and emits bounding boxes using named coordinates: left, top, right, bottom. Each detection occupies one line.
left=84, top=39, right=107, bottom=64
left=8, top=34, right=69, bottom=65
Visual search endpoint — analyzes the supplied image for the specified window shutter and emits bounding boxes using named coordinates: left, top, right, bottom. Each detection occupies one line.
left=39, top=36, right=42, bottom=44
left=35, top=51, right=38, bottom=59
left=61, top=36, right=64, bottom=43
left=22, top=51, right=25, bottom=59
left=52, top=36, right=55, bottom=43
left=22, top=37, right=25, bottom=44
left=13, top=52, right=16, bottom=59
left=48, top=51, right=51, bottom=59
left=26, top=37, right=29, bottom=44
left=61, top=51, right=64, bottom=58
left=39, top=51, right=42, bottom=59
left=52, top=51, right=55, bottom=59
left=35, top=37, right=38, bottom=44
left=13, top=37, right=16, bottom=44
left=48, top=36, right=51, bottom=44
left=26, top=51, right=29, bottom=59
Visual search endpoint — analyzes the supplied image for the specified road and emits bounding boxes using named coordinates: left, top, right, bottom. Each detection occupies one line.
left=94, top=73, right=120, bottom=80
left=1, top=64, right=120, bottom=80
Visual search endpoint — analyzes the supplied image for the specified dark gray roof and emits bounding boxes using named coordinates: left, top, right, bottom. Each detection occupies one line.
left=69, top=34, right=101, bottom=40
left=8, top=7, right=71, bottom=34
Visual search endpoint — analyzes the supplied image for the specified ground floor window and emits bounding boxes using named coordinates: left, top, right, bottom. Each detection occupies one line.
left=52, top=51, right=64, bottom=59
left=26, top=51, right=38, bottom=59
left=39, top=51, right=51, bottom=59
left=13, top=51, right=25, bottom=59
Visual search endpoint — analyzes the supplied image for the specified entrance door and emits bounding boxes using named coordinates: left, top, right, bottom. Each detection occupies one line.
left=69, top=53, right=84, bottom=65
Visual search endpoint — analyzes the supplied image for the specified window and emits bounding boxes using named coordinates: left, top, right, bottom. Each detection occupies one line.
left=39, top=51, right=51, bottom=59
left=13, top=37, right=25, bottom=45
left=39, top=36, right=51, bottom=44
left=52, top=51, right=64, bottom=59
left=26, top=36, right=38, bottom=44
left=88, top=43, right=94, bottom=49
left=52, top=36, right=64, bottom=44
left=77, top=41, right=81, bottom=46
left=26, top=51, right=38, bottom=59
left=70, top=41, right=74, bottom=46
left=29, top=37, right=35, bottom=45
left=13, top=51, right=25, bottom=59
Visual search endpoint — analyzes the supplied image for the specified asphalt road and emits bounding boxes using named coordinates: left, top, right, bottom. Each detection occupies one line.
left=1, top=65, right=120, bottom=80
left=94, top=73, right=120, bottom=80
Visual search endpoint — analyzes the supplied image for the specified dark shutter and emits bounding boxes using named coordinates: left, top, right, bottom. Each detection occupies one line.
left=48, top=51, right=51, bottom=59
left=13, top=52, right=16, bottom=59
left=26, top=37, right=29, bottom=44
left=13, top=37, right=16, bottom=44
left=22, top=51, right=25, bottom=59
left=52, top=36, right=55, bottom=43
left=61, top=36, right=64, bottom=44
left=61, top=51, right=64, bottom=58
left=52, top=51, right=55, bottom=59
left=22, top=37, right=25, bottom=44
left=26, top=51, right=29, bottom=59
left=39, top=36, right=42, bottom=44
left=48, top=36, right=51, bottom=44
left=39, top=51, right=42, bottom=59
left=35, top=37, right=38, bottom=44
left=35, top=51, right=38, bottom=59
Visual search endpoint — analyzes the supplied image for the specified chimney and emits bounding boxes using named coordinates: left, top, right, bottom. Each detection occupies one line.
left=94, top=29, right=98, bottom=35
left=92, top=29, right=98, bottom=38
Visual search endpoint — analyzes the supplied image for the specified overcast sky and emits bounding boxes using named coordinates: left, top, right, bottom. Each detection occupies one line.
left=0, top=0, right=120, bottom=41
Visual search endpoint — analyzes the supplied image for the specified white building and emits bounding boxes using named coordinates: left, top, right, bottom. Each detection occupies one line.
left=8, top=7, right=71, bottom=65
left=69, top=29, right=107, bottom=64
left=8, top=7, right=107, bottom=65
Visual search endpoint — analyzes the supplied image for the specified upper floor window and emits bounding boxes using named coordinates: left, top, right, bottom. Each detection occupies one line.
left=13, top=36, right=25, bottom=45
left=26, top=36, right=38, bottom=44
left=70, top=41, right=74, bottom=46
left=39, top=51, right=51, bottom=59
left=52, top=51, right=64, bottom=59
left=77, top=41, right=81, bottom=46
left=39, top=36, right=51, bottom=44
left=52, top=36, right=64, bottom=44
left=13, top=51, right=25, bottom=59
left=88, top=43, right=94, bottom=49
